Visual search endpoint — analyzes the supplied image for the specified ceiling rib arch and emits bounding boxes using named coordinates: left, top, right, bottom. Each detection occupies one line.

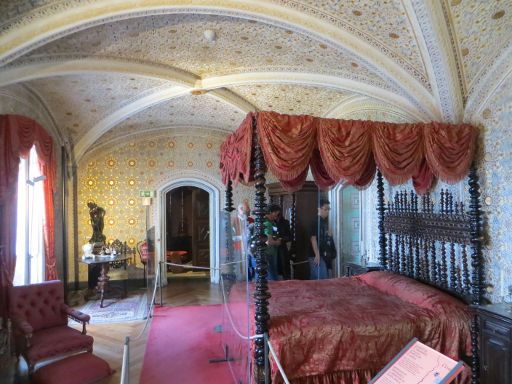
left=75, top=86, right=190, bottom=160
left=72, top=67, right=433, bottom=160
left=0, top=1, right=440, bottom=120
left=408, top=0, right=463, bottom=123
left=325, top=95, right=414, bottom=122
left=0, top=56, right=198, bottom=88
left=202, top=72, right=430, bottom=122
left=0, top=56, right=424, bottom=119
left=75, top=82, right=256, bottom=161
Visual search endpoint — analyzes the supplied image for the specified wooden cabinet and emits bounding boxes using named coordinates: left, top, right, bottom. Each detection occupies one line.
left=267, top=182, right=326, bottom=280
left=477, top=304, right=512, bottom=384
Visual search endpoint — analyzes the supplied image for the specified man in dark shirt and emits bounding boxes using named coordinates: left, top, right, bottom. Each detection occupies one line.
left=309, top=198, right=331, bottom=279
left=263, top=204, right=282, bottom=281
left=275, top=210, right=292, bottom=279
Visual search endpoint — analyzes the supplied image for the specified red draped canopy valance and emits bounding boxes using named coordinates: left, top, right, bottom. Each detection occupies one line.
left=219, top=112, right=478, bottom=194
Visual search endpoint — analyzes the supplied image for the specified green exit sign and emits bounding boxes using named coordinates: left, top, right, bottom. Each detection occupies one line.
left=139, top=190, right=155, bottom=198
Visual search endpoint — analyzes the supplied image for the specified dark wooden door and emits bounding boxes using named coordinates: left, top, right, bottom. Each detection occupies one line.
left=191, top=189, right=210, bottom=267
left=166, top=187, right=210, bottom=269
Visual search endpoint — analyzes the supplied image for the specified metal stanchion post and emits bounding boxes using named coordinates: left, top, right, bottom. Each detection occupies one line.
left=120, top=336, right=130, bottom=384
left=159, top=261, right=163, bottom=306
left=264, top=333, right=269, bottom=384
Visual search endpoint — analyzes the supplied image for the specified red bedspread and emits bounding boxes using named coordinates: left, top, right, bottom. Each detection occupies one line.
left=266, top=273, right=472, bottom=384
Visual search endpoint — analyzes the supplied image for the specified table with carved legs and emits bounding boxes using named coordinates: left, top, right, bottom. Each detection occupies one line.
left=81, top=254, right=132, bottom=308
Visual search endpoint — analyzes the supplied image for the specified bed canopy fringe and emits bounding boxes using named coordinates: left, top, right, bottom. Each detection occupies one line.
left=220, top=111, right=478, bottom=194
left=219, top=111, right=483, bottom=384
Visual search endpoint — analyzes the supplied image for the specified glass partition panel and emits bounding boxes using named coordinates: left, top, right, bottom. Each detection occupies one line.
left=219, top=209, right=252, bottom=384
left=145, top=226, right=157, bottom=318
left=340, top=186, right=362, bottom=266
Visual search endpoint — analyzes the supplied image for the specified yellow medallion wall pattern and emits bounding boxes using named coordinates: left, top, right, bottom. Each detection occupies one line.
left=73, top=131, right=253, bottom=283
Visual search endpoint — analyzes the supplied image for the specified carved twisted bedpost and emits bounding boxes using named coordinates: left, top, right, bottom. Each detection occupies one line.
left=468, top=165, right=483, bottom=384
left=223, top=180, right=236, bottom=285
left=224, top=179, right=235, bottom=260
left=225, top=180, right=234, bottom=212
left=376, top=170, right=388, bottom=270
left=291, top=193, right=297, bottom=255
left=252, top=117, right=271, bottom=384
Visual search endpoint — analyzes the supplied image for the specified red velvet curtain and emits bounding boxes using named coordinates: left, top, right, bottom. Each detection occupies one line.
left=219, top=113, right=254, bottom=186
left=219, top=112, right=478, bottom=194
left=0, top=115, right=57, bottom=320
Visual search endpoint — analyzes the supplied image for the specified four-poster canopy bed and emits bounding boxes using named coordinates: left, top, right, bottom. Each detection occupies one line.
left=219, top=111, right=483, bottom=384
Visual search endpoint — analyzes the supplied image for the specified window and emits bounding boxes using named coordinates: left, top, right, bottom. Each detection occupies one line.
left=13, top=146, right=46, bottom=286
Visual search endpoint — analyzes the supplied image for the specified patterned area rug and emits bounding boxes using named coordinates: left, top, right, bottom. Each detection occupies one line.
left=77, top=293, right=149, bottom=324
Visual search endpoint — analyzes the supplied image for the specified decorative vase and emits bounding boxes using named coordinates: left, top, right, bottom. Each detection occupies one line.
left=82, top=243, right=93, bottom=257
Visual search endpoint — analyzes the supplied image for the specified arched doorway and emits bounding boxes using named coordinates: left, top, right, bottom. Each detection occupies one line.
left=165, top=186, right=210, bottom=277
left=157, top=178, right=221, bottom=283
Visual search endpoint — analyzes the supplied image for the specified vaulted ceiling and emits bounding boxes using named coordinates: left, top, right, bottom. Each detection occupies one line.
left=0, top=1, right=510, bottom=161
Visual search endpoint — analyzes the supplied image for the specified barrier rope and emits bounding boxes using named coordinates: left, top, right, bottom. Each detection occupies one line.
left=267, top=339, right=291, bottom=384
left=164, top=259, right=244, bottom=270
left=120, top=257, right=293, bottom=384
left=219, top=274, right=264, bottom=341
left=120, top=261, right=161, bottom=384
left=164, top=260, right=264, bottom=341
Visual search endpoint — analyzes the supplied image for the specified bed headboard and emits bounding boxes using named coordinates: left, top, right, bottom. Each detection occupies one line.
left=376, top=169, right=484, bottom=306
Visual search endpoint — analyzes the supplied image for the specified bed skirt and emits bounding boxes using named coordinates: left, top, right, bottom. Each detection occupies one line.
left=276, top=369, right=375, bottom=384
left=276, top=364, right=471, bottom=384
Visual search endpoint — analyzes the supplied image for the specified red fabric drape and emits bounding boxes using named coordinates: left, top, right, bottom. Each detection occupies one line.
left=256, top=112, right=317, bottom=185
left=318, top=118, right=375, bottom=187
left=0, top=115, right=57, bottom=320
left=219, top=113, right=253, bottom=186
left=219, top=112, right=478, bottom=194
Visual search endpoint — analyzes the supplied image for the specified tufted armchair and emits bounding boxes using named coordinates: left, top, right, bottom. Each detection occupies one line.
left=9, top=280, right=93, bottom=374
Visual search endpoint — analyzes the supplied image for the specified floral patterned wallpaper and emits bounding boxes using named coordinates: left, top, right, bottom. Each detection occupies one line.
left=72, top=129, right=253, bottom=283
left=472, top=74, right=512, bottom=303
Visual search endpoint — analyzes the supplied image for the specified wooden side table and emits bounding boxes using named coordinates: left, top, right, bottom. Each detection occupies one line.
left=476, top=303, right=512, bottom=384
left=80, top=254, right=131, bottom=308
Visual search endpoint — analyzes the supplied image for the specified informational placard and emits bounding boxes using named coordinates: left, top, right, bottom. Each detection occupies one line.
left=370, top=338, right=464, bottom=384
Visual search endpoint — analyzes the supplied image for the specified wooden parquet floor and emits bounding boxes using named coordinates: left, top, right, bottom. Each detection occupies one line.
left=0, top=277, right=223, bottom=384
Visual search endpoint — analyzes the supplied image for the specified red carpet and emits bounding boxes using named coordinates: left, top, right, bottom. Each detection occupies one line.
left=140, top=304, right=233, bottom=384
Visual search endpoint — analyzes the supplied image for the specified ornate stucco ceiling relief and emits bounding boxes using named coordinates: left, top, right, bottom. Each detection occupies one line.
left=94, top=93, right=244, bottom=145
left=229, top=84, right=350, bottom=116
left=277, top=0, right=431, bottom=90
left=0, top=1, right=54, bottom=24
left=25, top=73, right=170, bottom=144
left=445, top=0, right=511, bottom=97
left=19, top=13, right=392, bottom=91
